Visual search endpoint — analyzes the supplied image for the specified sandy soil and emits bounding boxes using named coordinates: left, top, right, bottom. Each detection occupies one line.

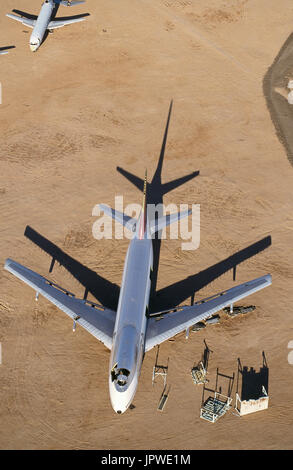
left=0, top=0, right=293, bottom=450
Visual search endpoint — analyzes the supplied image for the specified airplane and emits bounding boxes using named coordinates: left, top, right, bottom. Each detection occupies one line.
left=0, top=46, right=15, bottom=55
left=4, top=170, right=272, bottom=414
left=6, top=0, right=88, bottom=52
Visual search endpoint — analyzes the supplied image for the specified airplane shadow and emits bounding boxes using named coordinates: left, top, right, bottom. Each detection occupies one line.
left=24, top=102, right=271, bottom=316
left=117, top=101, right=272, bottom=312
left=117, top=100, right=200, bottom=308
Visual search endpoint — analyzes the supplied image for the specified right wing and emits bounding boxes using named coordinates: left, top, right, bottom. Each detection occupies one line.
left=48, top=17, right=86, bottom=29
left=4, top=259, right=116, bottom=350
left=145, top=274, right=272, bottom=352
left=57, top=1, right=86, bottom=5
left=6, top=13, right=36, bottom=29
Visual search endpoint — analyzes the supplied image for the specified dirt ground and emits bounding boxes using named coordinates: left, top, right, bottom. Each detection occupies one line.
left=1, top=0, right=293, bottom=450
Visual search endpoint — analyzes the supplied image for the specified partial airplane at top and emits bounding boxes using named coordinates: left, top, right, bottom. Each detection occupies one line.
left=6, top=0, right=88, bottom=51
left=4, top=170, right=272, bottom=414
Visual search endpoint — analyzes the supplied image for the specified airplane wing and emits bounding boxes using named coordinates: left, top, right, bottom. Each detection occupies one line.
left=57, top=1, right=86, bottom=5
left=145, top=274, right=271, bottom=352
left=48, top=17, right=86, bottom=29
left=4, top=259, right=116, bottom=350
left=6, top=13, right=36, bottom=29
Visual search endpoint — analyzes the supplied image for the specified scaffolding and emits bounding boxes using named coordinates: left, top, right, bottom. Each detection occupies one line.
left=152, top=347, right=169, bottom=387
left=199, top=368, right=234, bottom=423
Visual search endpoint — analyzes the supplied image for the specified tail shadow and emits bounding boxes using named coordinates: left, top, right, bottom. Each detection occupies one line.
left=117, top=100, right=200, bottom=302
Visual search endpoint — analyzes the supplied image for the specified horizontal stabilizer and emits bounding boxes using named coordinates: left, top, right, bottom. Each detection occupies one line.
left=150, top=209, right=191, bottom=235
left=99, top=204, right=137, bottom=231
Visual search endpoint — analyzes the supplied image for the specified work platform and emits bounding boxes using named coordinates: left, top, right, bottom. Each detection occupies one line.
left=191, top=361, right=208, bottom=385
left=200, top=392, right=232, bottom=423
left=199, top=368, right=234, bottom=423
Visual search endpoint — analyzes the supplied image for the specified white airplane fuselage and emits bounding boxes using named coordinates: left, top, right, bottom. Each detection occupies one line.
left=109, top=233, right=153, bottom=414
left=30, top=0, right=54, bottom=51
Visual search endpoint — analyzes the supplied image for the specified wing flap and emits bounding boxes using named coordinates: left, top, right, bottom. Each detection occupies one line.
left=48, top=17, right=86, bottom=29
left=4, top=259, right=116, bottom=350
left=145, top=274, right=271, bottom=352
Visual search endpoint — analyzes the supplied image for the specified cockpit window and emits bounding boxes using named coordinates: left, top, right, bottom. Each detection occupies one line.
left=111, top=325, right=139, bottom=388
left=111, top=366, right=130, bottom=386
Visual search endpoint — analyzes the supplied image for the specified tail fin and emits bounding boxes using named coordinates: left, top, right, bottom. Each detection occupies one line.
left=138, top=170, right=147, bottom=239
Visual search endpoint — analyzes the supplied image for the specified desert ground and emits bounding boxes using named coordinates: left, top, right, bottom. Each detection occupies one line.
left=0, top=0, right=293, bottom=450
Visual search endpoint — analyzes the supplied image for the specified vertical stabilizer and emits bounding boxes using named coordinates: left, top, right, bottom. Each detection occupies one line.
left=138, top=170, right=147, bottom=239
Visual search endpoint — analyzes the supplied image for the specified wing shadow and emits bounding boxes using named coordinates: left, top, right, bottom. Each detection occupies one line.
left=12, top=10, right=38, bottom=20
left=24, top=225, right=120, bottom=311
left=153, top=235, right=272, bottom=312
left=0, top=46, right=15, bottom=52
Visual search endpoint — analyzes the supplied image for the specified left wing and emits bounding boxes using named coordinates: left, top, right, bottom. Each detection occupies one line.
left=6, top=13, right=36, bottom=29
left=48, top=17, right=86, bottom=29
left=4, top=259, right=116, bottom=350
left=145, top=274, right=271, bottom=352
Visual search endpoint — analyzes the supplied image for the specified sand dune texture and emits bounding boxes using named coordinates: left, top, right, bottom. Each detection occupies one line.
left=0, top=0, right=293, bottom=449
